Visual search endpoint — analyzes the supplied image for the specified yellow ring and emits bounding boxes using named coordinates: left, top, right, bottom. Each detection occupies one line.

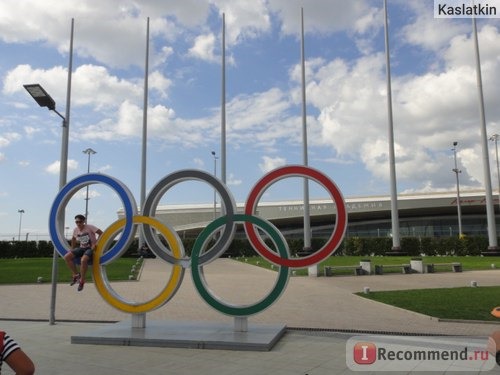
left=93, top=216, right=184, bottom=314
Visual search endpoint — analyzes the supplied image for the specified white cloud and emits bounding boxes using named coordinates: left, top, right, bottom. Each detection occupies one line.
left=45, top=159, right=78, bottom=175
left=71, top=65, right=143, bottom=109
left=5, top=64, right=146, bottom=112
left=188, top=33, right=217, bottom=62
left=96, top=164, right=112, bottom=173
left=259, top=155, right=286, bottom=173
left=149, top=71, right=172, bottom=98
left=24, top=126, right=41, bottom=138
left=227, top=173, right=242, bottom=186
left=74, top=188, right=101, bottom=200
left=0, top=132, right=21, bottom=148
left=214, top=0, right=271, bottom=45
left=0, top=0, right=196, bottom=68
left=267, top=0, right=380, bottom=37
left=401, top=2, right=469, bottom=52
left=300, top=19, right=500, bottom=193
left=3, top=64, right=67, bottom=100
left=312, top=54, right=387, bottom=157
left=225, top=88, right=295, bottom=150
left=0, top=0, right=383, bottom=72
left=444, top=25, right=500, bottom=70
left=193, top=157, right=204, bottom=168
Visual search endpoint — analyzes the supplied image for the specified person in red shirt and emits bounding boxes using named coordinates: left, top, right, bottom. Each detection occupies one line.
left=63, top=214, right=103, bottom=291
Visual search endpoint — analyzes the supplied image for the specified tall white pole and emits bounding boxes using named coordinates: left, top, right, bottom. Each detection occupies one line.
left=221, top=13, right=226, bottom=185
left=300, top=8, right=312, bottom=254
left=50, top=17, right=74, bottom=325
left=139, top=17, right=150, bottom=250
left=472, top=15, right=498, bottom=252
left=383, top=0, right=401, bottom=252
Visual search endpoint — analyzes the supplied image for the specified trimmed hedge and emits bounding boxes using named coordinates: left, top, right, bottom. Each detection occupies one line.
left=0, top=235, right=493, bottom=259
left=340, top=236, right=490, bottom=256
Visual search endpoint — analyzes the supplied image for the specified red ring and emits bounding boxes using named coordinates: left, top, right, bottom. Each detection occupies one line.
left=244, top=165, right=347, bottom=268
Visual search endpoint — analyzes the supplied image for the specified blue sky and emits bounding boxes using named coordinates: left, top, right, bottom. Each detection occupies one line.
left=1, top=0, right=500, bottom=241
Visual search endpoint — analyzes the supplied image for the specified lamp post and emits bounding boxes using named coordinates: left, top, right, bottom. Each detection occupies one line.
left=452, top=141, right=463, bottom=237
left=211, top=151, right=218, bottom=219
left=17, top=209, right=24, bottom=241
left=24, top=83, right=69, bottom=326
left=489, top=134, right=500, bottom=212
left=82, top=148, right=96, bottom=220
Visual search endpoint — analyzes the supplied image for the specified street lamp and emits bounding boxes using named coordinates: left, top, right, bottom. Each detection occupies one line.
left=23, top=84, right=66, bottom=122
left=17, top=209, right=24, bottom=241
left=211, top=151, right=218, bottom=219
left=452, top=142, right=463, bottom=237
left=489, top=134, right=500, bottom=212
left=82, top=148, right=97, bottom=220
left=24, top=83, right=69, bottom=326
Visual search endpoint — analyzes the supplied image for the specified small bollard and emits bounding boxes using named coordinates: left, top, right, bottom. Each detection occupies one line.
left=470, top=281, right=478, bottom=287
left=363, top=287, right=370, bottom=294
left=37, top=276, right=43, bottom=283
left=324, top=266, right=333, bottom=277
left=492, top=264, right=496, bottom=269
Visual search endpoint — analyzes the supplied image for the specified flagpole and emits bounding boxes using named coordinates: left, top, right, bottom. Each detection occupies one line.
left=140, top=16, right=150, bottom=236
left=472, top=15, right=498, bottom=253
left=221, top=13, right=226, bottom=185
left=383, top=0, right=401, bottom=253
left=299, top=8, right=316, bottom=276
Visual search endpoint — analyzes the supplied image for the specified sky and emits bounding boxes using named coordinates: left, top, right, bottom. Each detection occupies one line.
left=1, top=0, right=500, bottom=241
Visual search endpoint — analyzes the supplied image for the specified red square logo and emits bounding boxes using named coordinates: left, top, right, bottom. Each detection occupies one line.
left=353, top=342, right=377, bottom=364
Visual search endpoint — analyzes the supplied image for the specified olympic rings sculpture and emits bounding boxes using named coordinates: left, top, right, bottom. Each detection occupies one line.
left=49, top=165, right=347, bottom=317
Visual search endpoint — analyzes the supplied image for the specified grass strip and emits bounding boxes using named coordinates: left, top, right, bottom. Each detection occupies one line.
left=0, top=257, right=140, bottom=284
left=356, top=286, right=500, bottom=322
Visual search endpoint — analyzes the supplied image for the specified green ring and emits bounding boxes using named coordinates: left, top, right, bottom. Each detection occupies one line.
left=191, top=214, right=290, bottom=317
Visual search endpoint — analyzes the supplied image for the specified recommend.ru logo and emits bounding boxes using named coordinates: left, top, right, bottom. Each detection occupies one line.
left=346, top=335, right=496, bottom=372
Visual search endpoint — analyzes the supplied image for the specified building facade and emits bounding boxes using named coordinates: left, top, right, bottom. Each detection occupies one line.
left=119, top=190, right=498, bottom=239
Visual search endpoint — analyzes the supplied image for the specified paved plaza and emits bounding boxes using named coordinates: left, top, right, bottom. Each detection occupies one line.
left=2, top=259, right=500, bottom=374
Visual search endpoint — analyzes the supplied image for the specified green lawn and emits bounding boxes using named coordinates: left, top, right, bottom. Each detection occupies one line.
left=357, top=286, right=500, bottom=322
left=0, top=257, right=141, bottom=284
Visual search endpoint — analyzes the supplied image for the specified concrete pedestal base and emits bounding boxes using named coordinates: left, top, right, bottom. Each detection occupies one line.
left=71, top=320, right=287, bottom=351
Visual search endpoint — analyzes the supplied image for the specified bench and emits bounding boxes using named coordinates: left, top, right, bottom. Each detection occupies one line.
left=324, top=265, right=364, bottom=276
left=425, top=262, right=462, bottom=273
left=375, top=264, right=411, bottom=275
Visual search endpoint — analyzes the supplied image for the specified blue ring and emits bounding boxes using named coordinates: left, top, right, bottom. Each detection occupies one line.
left=49, top=173, right=137, bottom=264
